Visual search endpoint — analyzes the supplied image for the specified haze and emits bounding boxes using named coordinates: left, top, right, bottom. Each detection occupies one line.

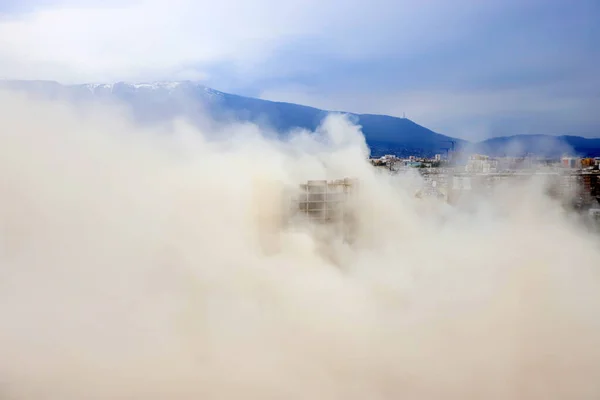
left=1, top=90, right=600, bottom=399
left=2, top=0, right=600, bottom=398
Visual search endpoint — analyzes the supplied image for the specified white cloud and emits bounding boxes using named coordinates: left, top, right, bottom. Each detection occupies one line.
left=0, top=0, right=328, bottom=82
left=0, top=0, right=506, bottom=83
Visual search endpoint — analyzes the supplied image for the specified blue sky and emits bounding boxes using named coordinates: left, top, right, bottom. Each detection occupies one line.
left=0, top=0, right=598, bottom=140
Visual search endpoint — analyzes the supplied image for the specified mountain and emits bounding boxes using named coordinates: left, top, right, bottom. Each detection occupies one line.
left=474, top=135, right=600, bottom=158
left=1, top=79, right=599, bottom=158
left=0, top=80, right=461, bottom=157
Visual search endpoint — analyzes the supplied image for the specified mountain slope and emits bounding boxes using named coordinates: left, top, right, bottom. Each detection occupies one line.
left=2, top=79, right=599, bottom=158
left=0, top=80, right=460, bottom=157
left=475, top=135, right=600, bottom=158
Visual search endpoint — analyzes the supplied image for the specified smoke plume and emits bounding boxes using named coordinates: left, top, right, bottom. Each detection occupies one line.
left=0, top=90, right=599, bottom=399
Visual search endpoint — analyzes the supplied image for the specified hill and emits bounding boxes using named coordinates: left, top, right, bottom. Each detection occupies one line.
left=0, top=80, right=461, bottom=157
left=474, top=135, right=600, bottom=158
left=1, top=80, right=599, bottom=158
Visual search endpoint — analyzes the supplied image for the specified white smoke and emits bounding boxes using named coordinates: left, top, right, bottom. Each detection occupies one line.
left=0, top=90, right=599, bottom=399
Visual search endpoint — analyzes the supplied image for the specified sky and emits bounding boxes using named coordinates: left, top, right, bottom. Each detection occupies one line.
left=0, top=0, right=598, bottom=140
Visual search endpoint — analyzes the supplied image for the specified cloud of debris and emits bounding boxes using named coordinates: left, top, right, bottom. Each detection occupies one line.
left=1, top=90, right=599, bottom=399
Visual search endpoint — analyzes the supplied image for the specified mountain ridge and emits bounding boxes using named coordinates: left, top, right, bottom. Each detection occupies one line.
left=1, top=79, right=599, bottom=157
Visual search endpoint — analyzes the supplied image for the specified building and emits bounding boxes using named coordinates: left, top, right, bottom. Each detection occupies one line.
left=582, top=158, right=595, bottom=168
left=465, top=154, right=497, bottom=173
left=289, top=178, right=359, bottom=243
left=292, top=178, right=357, bottom=223
left=561, top=157, right=581, bottom=169
left=434, top=154, right=442, bottom=161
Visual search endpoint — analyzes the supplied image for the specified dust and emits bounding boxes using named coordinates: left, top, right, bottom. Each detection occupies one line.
left=1, top=90, right=599, bottom=399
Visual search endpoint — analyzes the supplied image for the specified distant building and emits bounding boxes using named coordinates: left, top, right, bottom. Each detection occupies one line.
left=434, top=154, right=442, bottom=161
left=561, top=157, right=581, bottom=169
left=582, top=158, right=595, bottom=168
left=496, top=157, right=513, bottom=171
left=452, top=176, right=472, bottom=190
left=465, top=154, right=497, bottom=173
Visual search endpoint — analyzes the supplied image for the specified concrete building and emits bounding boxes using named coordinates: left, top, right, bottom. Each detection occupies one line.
left=289, top=178, right=359, bottom=243
left=561, top=157, right=581, bottom=169
left=465, top=154, right=497, bottom=173
left=291, top=178, right=357, bottom=223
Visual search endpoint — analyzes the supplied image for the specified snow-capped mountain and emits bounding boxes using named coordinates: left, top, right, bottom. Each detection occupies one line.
left=1, top=79, right=464, bottom=156
left=16, top=79, right=600, bottom=157
left=78, top=81, right=224, bottom=100
left=3, top=79, right=598, bottom=157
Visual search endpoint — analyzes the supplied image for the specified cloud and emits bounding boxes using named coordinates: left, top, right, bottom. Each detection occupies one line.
left=0, top=0, right=598, bottom=139
left=251, top=0, right=600, bottom=139
left=0, top=0, right=524, bottom=83
left=0, top=0, right=325, bottom=82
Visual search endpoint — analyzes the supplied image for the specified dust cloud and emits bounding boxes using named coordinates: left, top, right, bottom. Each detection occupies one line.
left=1, top=90, right=600, bottom=399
